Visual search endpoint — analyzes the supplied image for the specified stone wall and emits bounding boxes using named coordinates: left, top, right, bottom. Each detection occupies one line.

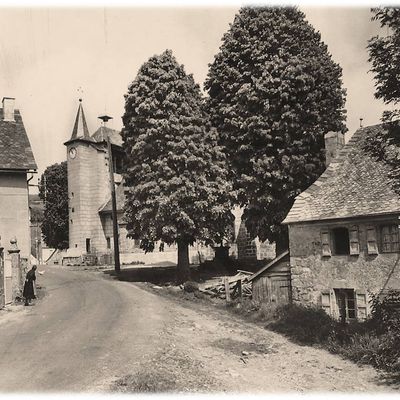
left=288, top=215, right=400, bottom=306
left=68, top=142, right=110, bottom=254
left=236, top=220, right=275, bottom=261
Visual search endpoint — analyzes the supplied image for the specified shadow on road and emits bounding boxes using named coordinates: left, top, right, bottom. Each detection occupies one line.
left=102, top=262, right=238, bottom=286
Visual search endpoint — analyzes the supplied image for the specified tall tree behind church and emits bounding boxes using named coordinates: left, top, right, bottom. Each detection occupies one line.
left=205, top=7, right=346, bottom=252
left=39, top=161, right=69, bottom=250
left=121, top=50, right=233, bottom=283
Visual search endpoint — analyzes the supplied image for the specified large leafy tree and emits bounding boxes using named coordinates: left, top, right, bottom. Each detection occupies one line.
left=122, top=50, right=233, bottom=282
left=39, top=161, right=69, bottom=250
left=366, top=7, right=400, bottom=195
left=368, top=7, right=400, bottom=122
left=205, top=6, right=346, bottom=252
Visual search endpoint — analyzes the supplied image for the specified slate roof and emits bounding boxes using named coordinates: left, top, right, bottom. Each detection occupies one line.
left=0, top=108, right=37, bottom=170
left=98, top=182, right=125, bottom=213
left=91, top=126, right=123, bottom=147
left=283, top=124, right=400, bottom=224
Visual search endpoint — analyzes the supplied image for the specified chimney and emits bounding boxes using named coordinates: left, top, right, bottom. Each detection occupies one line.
left=324, top=131, right=344, bottom=167
left=2, top=97, right=15, bottom=122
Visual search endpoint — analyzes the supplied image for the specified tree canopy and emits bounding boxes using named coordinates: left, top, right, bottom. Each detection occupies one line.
left=205, top=6, right=346, bottom=250
left=121, top=50, right=233, bottom=281
left=368, top=7, right=400, bottom=121
left=366, top=7, right=400, bottom=195
left=39, top=161, right=69, bottom=250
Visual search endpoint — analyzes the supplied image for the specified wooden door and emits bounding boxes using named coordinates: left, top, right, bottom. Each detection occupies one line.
left=271, top=277, right=291, bottom=304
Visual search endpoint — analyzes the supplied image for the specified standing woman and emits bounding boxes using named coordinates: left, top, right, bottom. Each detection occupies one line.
left=23, top=265, right=37, bottom=306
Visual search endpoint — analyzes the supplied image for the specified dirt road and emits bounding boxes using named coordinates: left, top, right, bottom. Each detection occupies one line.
left=0, top=265, right=395, bottom=393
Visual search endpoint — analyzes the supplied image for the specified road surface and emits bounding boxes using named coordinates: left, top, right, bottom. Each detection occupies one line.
left=0, top=265, right=169, bottom=392
left=0, top=265, right=395, bottom=393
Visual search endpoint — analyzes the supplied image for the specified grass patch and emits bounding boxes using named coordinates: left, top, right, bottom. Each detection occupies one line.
left=111, top=345, right=216, bottom=393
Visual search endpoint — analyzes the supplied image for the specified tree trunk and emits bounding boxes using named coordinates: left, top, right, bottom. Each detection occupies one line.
left=177, top=240, right=190, bottom=284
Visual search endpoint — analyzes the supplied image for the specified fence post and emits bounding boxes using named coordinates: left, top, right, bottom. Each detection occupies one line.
left=224, top=276, right=231, bottom=302
left=8, top=237, right=22, bottom=301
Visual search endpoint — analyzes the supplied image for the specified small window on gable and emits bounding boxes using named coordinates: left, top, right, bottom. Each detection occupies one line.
left=106, top=237, right=111, bottom=249
left=381, top=225, right=399, bottom=253
left=332, top=227, right=350, bottom=255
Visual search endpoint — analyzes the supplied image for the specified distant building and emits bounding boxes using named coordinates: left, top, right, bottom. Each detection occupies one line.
left=0, top=97, right=37, bottom=258
left=283, top=125, right=400, bottom=322
left=64, top=100, right=182, bottom=265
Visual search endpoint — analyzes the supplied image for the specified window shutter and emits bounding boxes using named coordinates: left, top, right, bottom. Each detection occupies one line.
left=367, top=226, right=378, bottom=255
left=355, top=290, right=368, bottom=321
left=330, top=289, right=339, bottom=320
left=321, top=230, right=331, bottom=256
left=349, top=225, right=360, bottom=255
left=321, top=289, right=338, bottom=319
left=321, top=290, right=331, bottom=315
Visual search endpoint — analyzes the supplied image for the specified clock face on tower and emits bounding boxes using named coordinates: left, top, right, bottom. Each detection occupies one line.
left=69, top=147, right=77, bottom=159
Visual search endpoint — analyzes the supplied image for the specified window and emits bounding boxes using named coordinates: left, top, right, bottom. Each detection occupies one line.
left=381, top=225, right=399, bottom=253
left=86, top=238, right=91, bottom=253
left=332, top=227, right=350, bottom=255
left=71, top=207, right=74, bottom=213
left=321, top=289, right=368, bottom=322
left=106, top=237, right=111, bottom=249
left=114, top=154, right=124, bottom=174
left=335, top=289, right=356, bottom=322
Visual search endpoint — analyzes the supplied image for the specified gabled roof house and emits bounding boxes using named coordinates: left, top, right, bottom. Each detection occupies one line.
left=283, top=125, right=400, bottom=322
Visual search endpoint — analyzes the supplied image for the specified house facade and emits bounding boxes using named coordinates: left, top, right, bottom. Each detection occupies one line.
left=0, top=97, right=37, bottom=258
left=283, top=125, right=400, bottom=321
left=0, top=97, right=37, bottom=306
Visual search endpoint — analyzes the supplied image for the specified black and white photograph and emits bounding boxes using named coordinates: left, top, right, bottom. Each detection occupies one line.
left=0, top=0, right=399, bottom=395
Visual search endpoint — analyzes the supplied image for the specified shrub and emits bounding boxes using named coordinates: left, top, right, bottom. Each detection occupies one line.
left=327, top=332, right=381, bottom=366
left=183, top=281, right=199, bottom=293
left=269, top=303, right=335, bottom=344
left=372, top=330, right=400, bottom=372
left=369, top=290, right=400, bottom=334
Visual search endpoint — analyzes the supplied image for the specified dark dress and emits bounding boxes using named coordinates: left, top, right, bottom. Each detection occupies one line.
left=23, top=269, right=36, bottom=300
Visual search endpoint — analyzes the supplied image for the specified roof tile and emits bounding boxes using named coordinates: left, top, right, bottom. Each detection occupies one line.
left=0, top=108, right=37, bottom=170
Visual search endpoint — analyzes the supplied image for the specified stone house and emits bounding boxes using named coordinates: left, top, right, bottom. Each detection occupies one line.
left=0, top=97, right=37, bottom=305
left=282, top=125, right=400, bottom=322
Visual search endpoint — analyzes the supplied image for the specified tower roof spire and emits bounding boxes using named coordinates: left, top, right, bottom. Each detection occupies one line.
left=70, top=99, right=90, bottom=140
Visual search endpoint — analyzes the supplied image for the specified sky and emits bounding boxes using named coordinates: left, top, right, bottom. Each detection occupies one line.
left=0, top=5, right=390, bottom=183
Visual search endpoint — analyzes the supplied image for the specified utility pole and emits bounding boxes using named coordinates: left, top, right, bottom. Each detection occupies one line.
left=101, top=115, right=121, bottom=273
